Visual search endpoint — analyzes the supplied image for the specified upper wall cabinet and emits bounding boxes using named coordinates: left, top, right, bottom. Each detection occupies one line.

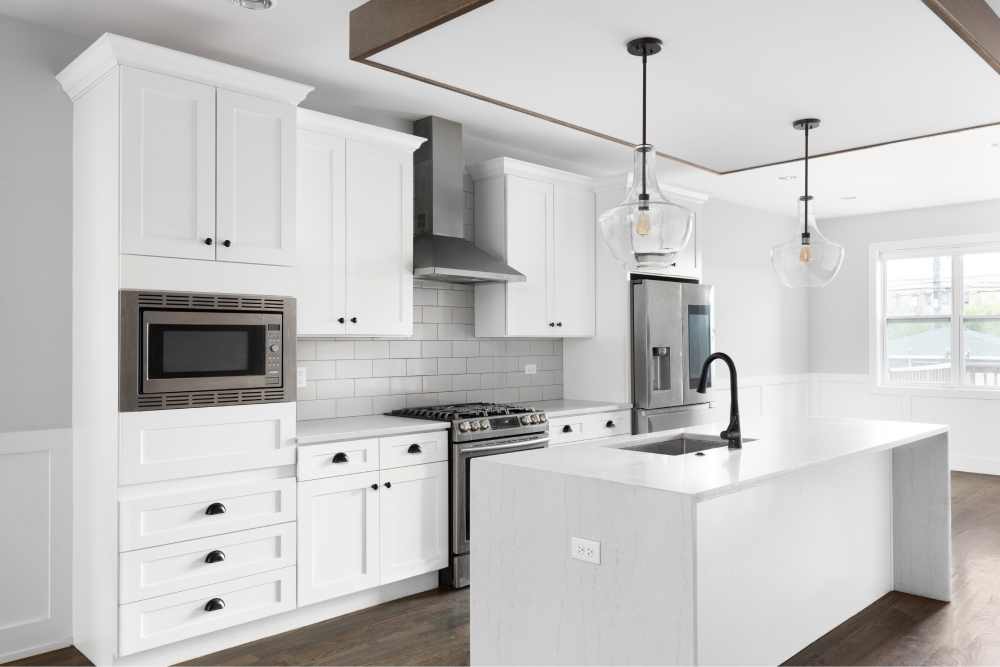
left=57, top=34, right=312, bottom=268
left=296, top=110, right=424, bottom=338
left=469, top=158, right=596, bottom=338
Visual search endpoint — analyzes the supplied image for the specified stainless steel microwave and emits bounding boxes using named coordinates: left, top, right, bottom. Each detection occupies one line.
left=120, top=290, right=296, bottom=411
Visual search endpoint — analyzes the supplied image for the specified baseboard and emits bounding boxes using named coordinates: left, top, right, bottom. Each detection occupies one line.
left=951, top=456, right=1000, bottom=476
left=0, top=637, right=73, bottom=664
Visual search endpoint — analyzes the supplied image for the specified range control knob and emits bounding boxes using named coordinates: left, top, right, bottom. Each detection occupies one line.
left=480, top=419, right=490, bottom=430
left=458, top=421, right=470, bottom=433
left=539, top=414, right=547, bottom=423
left=520, top=415, right=531, bottom=425
left=469, top=421, right=481, bottom=431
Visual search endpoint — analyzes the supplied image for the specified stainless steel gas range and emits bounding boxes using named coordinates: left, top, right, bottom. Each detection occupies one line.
left=389, top=402, right=549, bottom=588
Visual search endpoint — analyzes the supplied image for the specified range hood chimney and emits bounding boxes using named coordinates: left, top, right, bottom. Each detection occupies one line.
left=412, top=117, right=525, bottom=283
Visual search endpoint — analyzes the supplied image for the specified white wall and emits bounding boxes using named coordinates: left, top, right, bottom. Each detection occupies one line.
left=0, top=14, right=84, bottom=433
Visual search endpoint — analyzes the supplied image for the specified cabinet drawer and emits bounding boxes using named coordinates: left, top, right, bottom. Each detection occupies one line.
left=120, top=523, right=296, bottom=603
left=120, top=403, right=297, bottom=484
left=119, top=566, right=296, bottom=656
left=297, top=438, right=379, bottom=481
left=379, top=431, right=448, bottom=469
left=120, top=478, right=296, bottom=551
left=549, top=409, right=631, bottom=445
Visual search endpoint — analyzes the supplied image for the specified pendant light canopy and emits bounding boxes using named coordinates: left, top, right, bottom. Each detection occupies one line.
left=770, top=118, right=845, bottom=288
left=599, top=37, right=694, bottom=270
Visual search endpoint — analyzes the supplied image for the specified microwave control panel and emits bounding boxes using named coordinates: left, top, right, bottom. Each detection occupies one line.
left=266, top=323, right=282, bottom=385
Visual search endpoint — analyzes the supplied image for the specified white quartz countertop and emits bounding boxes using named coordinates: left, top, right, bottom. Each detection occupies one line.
left=296, top=415, right=449, bottom=445
left=515, top=399, right=632, bottom=418
left=480, top=417, right=947, bottom=500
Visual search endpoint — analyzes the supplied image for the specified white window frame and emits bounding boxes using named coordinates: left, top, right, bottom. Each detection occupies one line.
left=870, top=233, right=1000, bottom=397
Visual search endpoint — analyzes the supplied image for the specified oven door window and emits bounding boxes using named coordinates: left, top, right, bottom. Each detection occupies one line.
left=146, top=324, right=265, bottom=379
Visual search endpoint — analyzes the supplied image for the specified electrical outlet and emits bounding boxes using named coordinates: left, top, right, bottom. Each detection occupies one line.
left=297, top=367, right=308, bottom=388
left=570, top=536, right=601, bottom=564
left=524, top=363, right=537, bottom=375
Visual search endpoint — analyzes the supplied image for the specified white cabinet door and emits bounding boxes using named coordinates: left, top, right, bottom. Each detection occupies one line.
left=379, top=462, right=448, bottom=585
left=120, top=67, right=216, bottom=260
left=344, top=140, right=413, bottom=337
left=217, top=89, right=296, bottom=266
left=505, top=175, right=553, bottom=337
left=297, top=472, right=380, bottom=606
left=296, top=129, right=348, bottom=335
left=552, top=183, right=596, bottom=337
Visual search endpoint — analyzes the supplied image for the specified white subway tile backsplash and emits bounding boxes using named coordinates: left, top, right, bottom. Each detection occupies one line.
left=297, top=281, right=563, bottom=419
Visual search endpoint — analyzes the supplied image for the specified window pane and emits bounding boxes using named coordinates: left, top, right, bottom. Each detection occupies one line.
left=885, top=256, right=952, bottom=317
left=885, top=320, right=952, bottom=385
left=963, top=252, right=1000, bottom=386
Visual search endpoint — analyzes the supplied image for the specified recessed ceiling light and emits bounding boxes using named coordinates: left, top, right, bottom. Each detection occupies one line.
left=992, top=142, right=1000, bottom=149
left=778, top=175, right=798, bottom=181
left=840, top=196, right=857, bottom=200
left=232, top=0, right=273, bottom=9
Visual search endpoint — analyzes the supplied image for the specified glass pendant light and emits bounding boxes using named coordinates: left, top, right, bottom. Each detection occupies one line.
left=770, top=118, right=844, bottom=288
left=599, top=37, right=694, bottom=270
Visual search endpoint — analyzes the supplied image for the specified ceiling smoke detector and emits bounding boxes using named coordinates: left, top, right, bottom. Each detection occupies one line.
left=232, top=0, right=273, bottom=9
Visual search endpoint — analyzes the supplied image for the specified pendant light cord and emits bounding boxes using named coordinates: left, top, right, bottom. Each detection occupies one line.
left=641, top=51, right=647, bottom=199
left=803, top=125, right=810, bottom=239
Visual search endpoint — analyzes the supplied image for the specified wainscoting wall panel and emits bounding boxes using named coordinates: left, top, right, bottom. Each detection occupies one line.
left=0, top=428, right=72, bottom=663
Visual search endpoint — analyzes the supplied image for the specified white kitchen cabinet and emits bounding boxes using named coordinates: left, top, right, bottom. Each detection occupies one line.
left=296, top=110, right=424, bottom=337
left=378, top=461, right=449, bottom=585
left=216, top=90, right=297, bottom=266
left=119, top=67, right=216, bottom=260
left=470, top=158, right=596, bottom=338
left=297, top=471, right=380, bottom=606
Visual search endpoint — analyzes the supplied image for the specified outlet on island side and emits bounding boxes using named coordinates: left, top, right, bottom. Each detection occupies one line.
left=570, top=536, right=601, bottom=564
left=524, top=363, right=537, bottom=375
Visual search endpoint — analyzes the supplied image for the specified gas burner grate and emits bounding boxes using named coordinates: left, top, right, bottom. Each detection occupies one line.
left=390, top=402, right=537, bottom=422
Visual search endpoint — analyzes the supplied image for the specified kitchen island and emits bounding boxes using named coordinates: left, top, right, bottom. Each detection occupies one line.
left=470, top=417, right=950, bottom=665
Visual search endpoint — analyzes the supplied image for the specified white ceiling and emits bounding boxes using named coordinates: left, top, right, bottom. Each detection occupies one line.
left=1, top=0, right=998, bottom=219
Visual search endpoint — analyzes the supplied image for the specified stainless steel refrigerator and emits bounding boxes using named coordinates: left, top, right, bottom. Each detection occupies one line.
left=632, top=277, right=716, bottom=433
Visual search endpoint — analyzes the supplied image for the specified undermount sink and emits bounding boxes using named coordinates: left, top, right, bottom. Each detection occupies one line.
left=616, top=435, right=757, bottom=457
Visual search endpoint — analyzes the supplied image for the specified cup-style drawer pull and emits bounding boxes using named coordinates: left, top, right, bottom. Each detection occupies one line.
left=204, top=597, right=226, bottom=612
left=562, top=425, right=573, bottom=433
left=204, top=550, right=226, bottom=564
left=205, top=502, right=226, bottom=516
left=407, top=443, right=422, bottom=454
left=332, top=452, right=349, bottom=464
left=606, top=420, right=616, bottom=428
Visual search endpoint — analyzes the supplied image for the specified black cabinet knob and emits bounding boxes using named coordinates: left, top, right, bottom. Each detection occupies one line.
left=556, top=322, right=563, bottom=327
left=204, top=597, right=226, bottom=612
left=205, top=502, right=227, bottom=516
left=384, top=481, right=392, bottom=489
left=337, top=317, right=345, bottom=324
left=370, top=483, right=378, bottom=491
left=205, top=550, right=226, bottom=564
left=606, top=420, right=615, bottom=428
left=350, top=316, right=358, bottom=324
left=562, top=425, right=572, bottom=433
left=222, top=239, right=232, bottom=247
left=407, top=443, right=422, bottom=454
left=332, top=452, right=349, bottom=464
left=204, top=237, right=213, bottom=245
left=548, top=322, right=555, bottom=327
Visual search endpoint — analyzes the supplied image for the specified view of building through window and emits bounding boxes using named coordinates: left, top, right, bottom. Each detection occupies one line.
left=882, top=250, right=1000, bottom=387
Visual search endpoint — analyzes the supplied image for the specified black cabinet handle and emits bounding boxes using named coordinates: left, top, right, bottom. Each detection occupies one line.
left=204, top=237, right=213, bottom=246
left=337, top=317, right=345, bottom=324
left=562, top=425, right=573, bottom=433
left=407, top=443, right=422, bottom=454
left=384, top=481, right=392, bottom=489
left=205, top=550, right=226, bottom=564
left=350, top=316, right=358, bottom=324
left=370, top=483, right=378, bottom=491
left=204, top=597, right=226, bottom=612
left=222, top=239, right=232, bottom=247
left=606, top=420, right=616, bottom=428
left=332, top=452, right=349, bottom=464
left=205, top=502, right=226, bottom=516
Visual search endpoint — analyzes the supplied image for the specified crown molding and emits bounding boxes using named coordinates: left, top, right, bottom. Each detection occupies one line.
left=56, top=33, right=314, bottom=104
left=467, top=157, right=594, bottom=186
left=298, top=108, right=426, bottom=152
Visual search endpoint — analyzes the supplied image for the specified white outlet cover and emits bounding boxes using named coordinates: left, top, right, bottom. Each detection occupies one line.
left=524, top=363, right=537, bottom=375
left=297, top=367, right=308, bottom=388
left=570, top=536, right=601, bottom=564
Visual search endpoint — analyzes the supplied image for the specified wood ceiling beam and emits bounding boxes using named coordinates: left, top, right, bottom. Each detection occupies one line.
left=924, top=0, right=1000, bottom=74
left=349, top=0, right=494, bottom=61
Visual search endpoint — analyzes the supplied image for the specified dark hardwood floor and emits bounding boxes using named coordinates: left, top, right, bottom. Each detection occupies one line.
left=10, top=471, right=1000, bottom=666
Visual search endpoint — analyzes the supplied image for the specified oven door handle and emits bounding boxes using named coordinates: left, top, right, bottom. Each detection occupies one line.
left=460, top=437, right=549, bottom=453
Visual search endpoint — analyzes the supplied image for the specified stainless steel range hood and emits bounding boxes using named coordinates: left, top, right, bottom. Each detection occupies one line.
left=412, top=117, right=525, bottom=283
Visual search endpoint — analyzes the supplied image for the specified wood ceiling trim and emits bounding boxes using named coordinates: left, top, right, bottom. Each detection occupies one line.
left=923, top=0, right=1000, bottom=75
left=349, top=0, right=1000, bottom=175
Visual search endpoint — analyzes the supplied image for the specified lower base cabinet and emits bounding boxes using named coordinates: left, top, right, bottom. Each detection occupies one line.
left=297, top=461, right=448, bottom=607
